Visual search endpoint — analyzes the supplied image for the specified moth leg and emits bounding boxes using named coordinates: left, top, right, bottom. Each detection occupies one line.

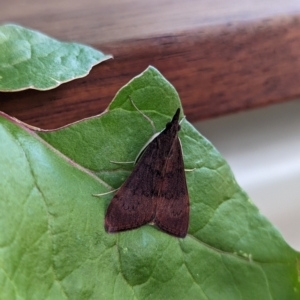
left=110, top=160, right=135, bottom=165
left=92, top=188, right=119, bottom=197
left=184, top=168, right=196, bottom=172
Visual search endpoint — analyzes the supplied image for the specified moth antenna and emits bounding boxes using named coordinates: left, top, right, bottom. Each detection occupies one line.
left=179, top=114, right=186, bottom=125
left=93, top=188, right=119, bottom=197
left=129, top=96, right=156, bottom=134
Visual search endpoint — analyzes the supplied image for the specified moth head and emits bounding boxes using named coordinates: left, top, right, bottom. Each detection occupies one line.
left=165, top=108, right=181, bottom=131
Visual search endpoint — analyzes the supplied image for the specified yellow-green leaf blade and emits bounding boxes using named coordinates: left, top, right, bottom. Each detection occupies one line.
left=0, top=24, right=112, bottom=91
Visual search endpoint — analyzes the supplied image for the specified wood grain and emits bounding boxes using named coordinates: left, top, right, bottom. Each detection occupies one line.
left=1, top=1, right=300, bottom=129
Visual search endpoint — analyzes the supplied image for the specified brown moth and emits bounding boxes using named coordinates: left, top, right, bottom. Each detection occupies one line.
left=105, top=108, right=189, bottom=237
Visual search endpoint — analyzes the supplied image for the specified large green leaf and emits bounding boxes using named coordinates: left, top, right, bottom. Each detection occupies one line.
left=0, top=24, right=112, bottom=91
left=0, top=67, right=299, bottom=299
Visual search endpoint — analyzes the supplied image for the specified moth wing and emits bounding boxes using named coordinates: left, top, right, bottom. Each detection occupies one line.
left=105, top=141, right=158, bottom=233
left=154, top=137, right=189, bottom=237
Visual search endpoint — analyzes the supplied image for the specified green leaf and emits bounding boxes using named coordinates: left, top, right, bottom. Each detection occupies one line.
left=1, top=66, right=299, bottom=299
left=0, top=24, right=112, bottom=91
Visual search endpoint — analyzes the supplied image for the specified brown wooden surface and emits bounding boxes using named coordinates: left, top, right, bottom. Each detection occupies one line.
left=1, top=0, right=300, bottom=129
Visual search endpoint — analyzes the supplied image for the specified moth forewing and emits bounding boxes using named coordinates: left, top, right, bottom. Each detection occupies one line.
left=154, top=129, right=189, bottom=238
left=104, top=136, right=159, bottom=232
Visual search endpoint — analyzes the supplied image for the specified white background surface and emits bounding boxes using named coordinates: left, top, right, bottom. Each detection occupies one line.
left=194, top=99, right=300, bottom=251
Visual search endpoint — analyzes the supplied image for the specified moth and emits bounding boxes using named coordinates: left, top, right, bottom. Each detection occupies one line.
left=105, top=108, right=189, bottom=237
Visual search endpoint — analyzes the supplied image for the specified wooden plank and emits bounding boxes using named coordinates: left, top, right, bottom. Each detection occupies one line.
left=1, top=1, right=300, bottom=128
